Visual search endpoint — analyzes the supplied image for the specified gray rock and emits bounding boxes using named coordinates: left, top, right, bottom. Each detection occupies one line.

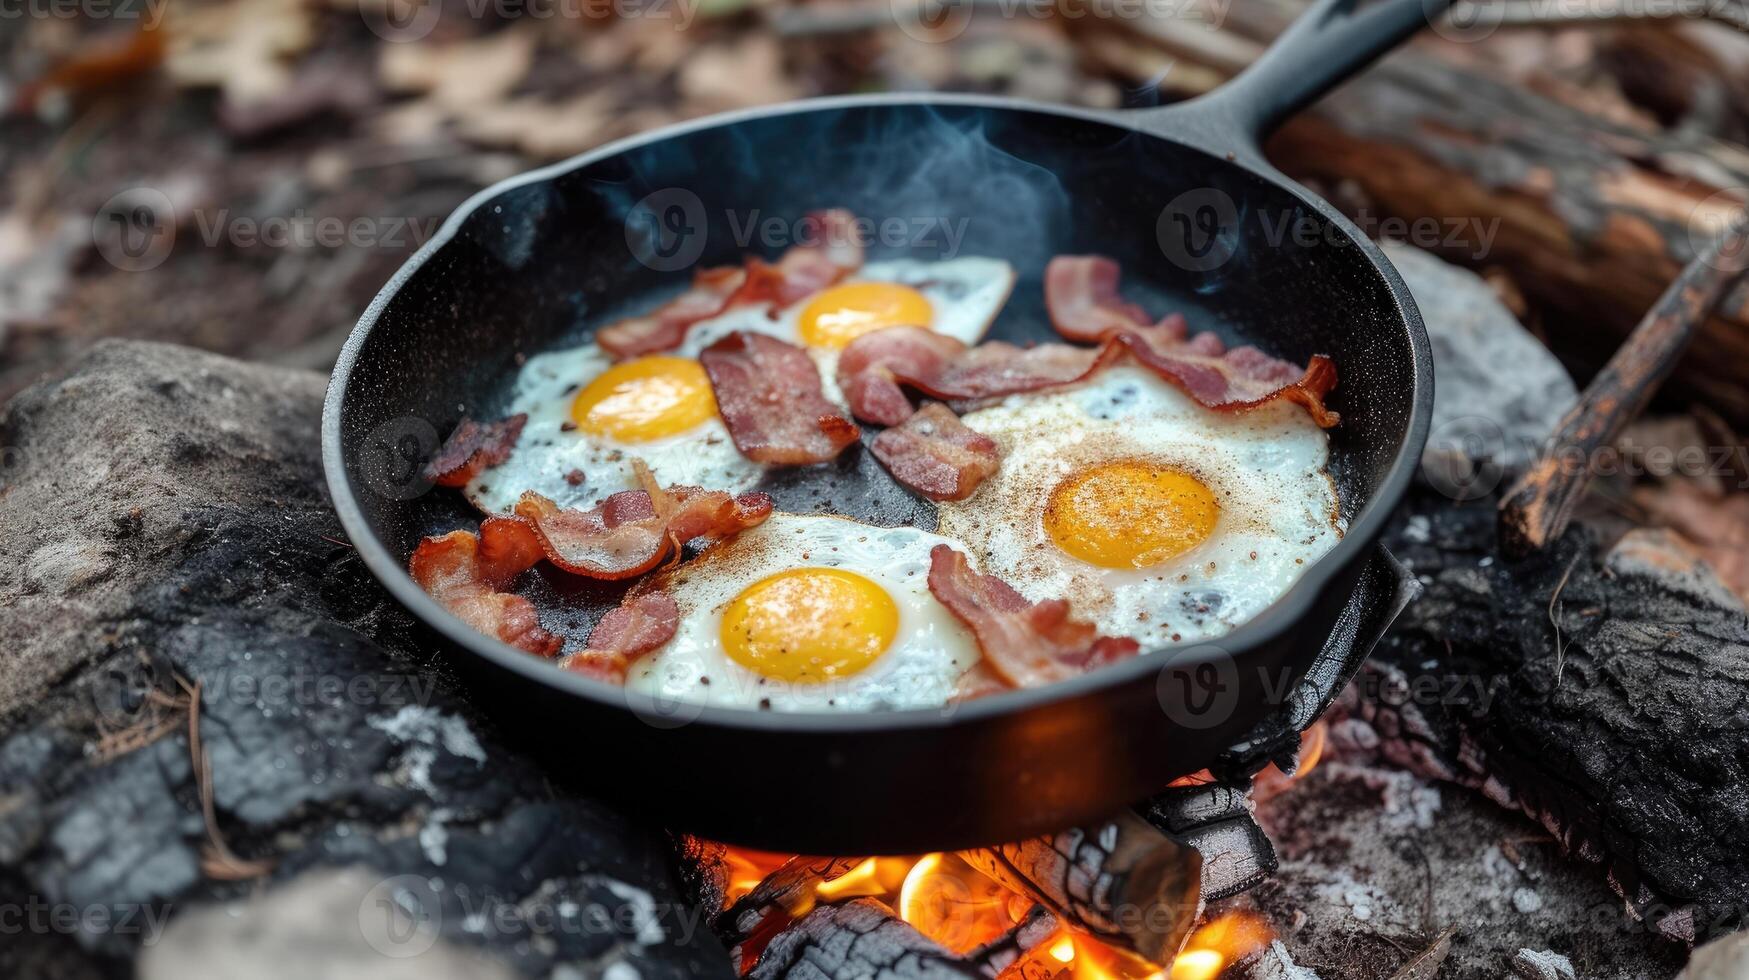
left=0, top=340, right=731, bottom=978
left=1384, top=243, right=1578, bottom=497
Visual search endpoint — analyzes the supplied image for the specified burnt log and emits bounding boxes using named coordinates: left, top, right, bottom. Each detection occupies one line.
left=746, top=899, right=979, bottom=980
left=960, top=809, right=1202, bottom=967
left=1362, top=483, right=1749, bottom=946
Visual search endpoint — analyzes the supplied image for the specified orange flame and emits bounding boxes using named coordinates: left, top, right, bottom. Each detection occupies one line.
left=1296, top=721, right=1327, bottom=778
left=1169, top=910, right=1273, bottom=980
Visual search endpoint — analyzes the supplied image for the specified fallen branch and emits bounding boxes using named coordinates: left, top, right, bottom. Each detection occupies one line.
left=1499, top=210, right=1749, bottom=556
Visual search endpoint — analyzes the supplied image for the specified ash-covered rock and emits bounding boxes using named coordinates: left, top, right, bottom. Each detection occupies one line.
left=0, top=341, right=731, bottom=978
left=1384, top=243, right=1577, bottom=491
left=1232, top=716, right=1688, bottom=980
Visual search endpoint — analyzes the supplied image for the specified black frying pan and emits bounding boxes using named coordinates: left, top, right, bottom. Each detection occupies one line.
left=323, top=0, right=1439, bottom=853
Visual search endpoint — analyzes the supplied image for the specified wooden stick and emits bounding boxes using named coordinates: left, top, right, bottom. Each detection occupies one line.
left=1499, top=209, right=1749, bottom=557
left=960, top=809, right=1202, bottom=967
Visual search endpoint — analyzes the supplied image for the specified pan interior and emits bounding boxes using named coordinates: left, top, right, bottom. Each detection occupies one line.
left=337, top=101, right=1418, bottom=654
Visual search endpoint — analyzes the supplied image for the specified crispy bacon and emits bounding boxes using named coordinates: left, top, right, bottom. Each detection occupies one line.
left=1043, top=254, right=1162, bottom=341
left=409, top=527, right=561, bottom=656
left=597, top=266, right=748, bottom=360
left=596, top=209, right=863, bottom=359
left=728, top=209, right=863, bottom=308
left=1045, top=255, right=1340, bottom=427
left=424, top=414, right=527, bottom=487
left=561, top=592, right=680, bottom=684
left=927, top=545, right=1139, bottom=690
left=836, top=327, right=965, bottom=426
left=512, top=464, right=773, bottom=580
left=700, top=332, right=861, bottom=464
left=1112, top=331, right=1342, bottom=427
left=836, top=327, right=1119, bottom=425
left=870, top=403, right=1000, bottom=501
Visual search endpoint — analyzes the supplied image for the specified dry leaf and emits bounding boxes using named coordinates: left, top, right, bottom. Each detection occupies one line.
left=373, top=27, right=538, bottom=148
left=1632, top=479, right=1749, bottom=605
left=378, top=27, right=534, bottom=108
left=165, top=0, right=317, bottom=109
left=1388, top=926, right=1457, bottom=980
left=457, top=90, right=616, bottom=160
left=0, top=210, right=87, bottom=330
left=678, top=34, right=799, bottom=112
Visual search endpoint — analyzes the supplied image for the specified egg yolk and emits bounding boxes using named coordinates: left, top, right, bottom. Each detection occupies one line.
left=720, top=568, right=898, bottom=683
left=798, top=282, right=934, bottom=348
left=1044, top=460, right=1220, bottom=569
left=570, top=356, right=717, bottom=442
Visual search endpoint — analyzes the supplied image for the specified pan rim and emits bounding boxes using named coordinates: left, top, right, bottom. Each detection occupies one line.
left=321, top=91, right=1433, bottom=735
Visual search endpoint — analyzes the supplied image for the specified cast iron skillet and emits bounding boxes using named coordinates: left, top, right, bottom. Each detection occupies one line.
left=324, top=0, right=1439, bottom=853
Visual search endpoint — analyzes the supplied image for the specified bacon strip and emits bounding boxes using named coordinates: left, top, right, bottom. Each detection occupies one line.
left=597, top=266, right=748, bottom=360
left=409, top=526, right=561, bottom=656
left=1112, top=332, right=1342, bottom=428
left=836, top=327, right=1119, bottom=425
left=424, top=414, right=527, bottom=487
left=700, top=332, right=861, bottom=464
left=726, top=208, right=863, bottom=309
left=1044, top=255, right=1340, bottom=427
left=1043, top=254, right=1164, bottom=342
left=561, top=592, right=680, bottom=684
left=512, top=463, right=773, bottom=580
left=927, top=545, right=1139, bottom=691
left=597, top=209, right=863, bottom=359
left=870, top=403, right=1000, bottom=501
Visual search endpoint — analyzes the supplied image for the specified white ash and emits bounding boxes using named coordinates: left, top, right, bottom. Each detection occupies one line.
left=1511, top=948, right=1577, bottom=980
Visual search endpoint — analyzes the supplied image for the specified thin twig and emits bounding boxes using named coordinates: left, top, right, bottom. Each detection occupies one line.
left=1548, top=554, right=1581, bottom=690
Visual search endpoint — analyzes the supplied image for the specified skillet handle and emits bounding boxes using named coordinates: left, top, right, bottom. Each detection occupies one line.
left=1147, top=0, right=1456, bottom=142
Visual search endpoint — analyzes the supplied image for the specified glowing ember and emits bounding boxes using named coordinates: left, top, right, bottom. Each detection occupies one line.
left=1296, top=721, right=1327, bottom=777
left=897, top=852, right=1016, bottom=953
left=1051, top=937, right=1078, bottom=963
left=708, top=845, right=1274, bottom=980
left=1168, top=948, right=1224, bottom=980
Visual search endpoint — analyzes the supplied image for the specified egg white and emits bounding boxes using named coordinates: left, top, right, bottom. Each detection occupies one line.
left=937, top=364, right=1343, bottom=649
left=625, top=514, right=985, bottom=712
left=464, top=344, right=762, bottom=514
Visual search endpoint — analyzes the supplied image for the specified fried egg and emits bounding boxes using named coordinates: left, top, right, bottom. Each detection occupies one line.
left=467, top=257, right=1015, bottom=512
left=465, top=347, right=761, bottom=513
left=936, top=364, right=1342, bottom=648
left=625, top=514, right=984, bottom=711
left=677, top=256, right=1016, bottom=402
